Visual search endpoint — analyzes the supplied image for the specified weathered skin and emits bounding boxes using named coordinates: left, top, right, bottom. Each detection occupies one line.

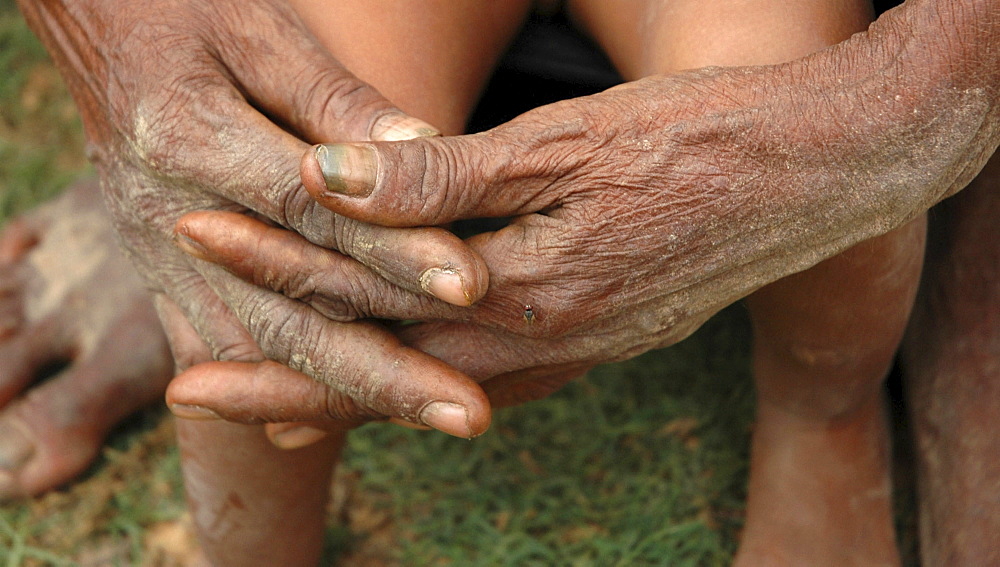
left=903, top=153, right=1000, bottom=566
left=14, top=0, right=501, bottom=437
left=7, top=1, right=995, bottom=564
left=173, top=0, right=997, bottom=409
left=0, top=181, right=171, bottom=498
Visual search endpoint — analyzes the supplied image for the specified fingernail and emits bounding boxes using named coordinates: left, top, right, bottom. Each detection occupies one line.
left=389, top=417, right=433, bottom=431
left=173, top=231, right=211, bottom=260
left=315, top=144, right=378, bottom=197
left=371, top=114, right=441, bottom=142
left=419, top=402, right=472, bottom=439
left=272, top=426, right=329, bottom=450
left=419, top=268, right=470, bottom=306
left=169, top=404, right=221, bottom=421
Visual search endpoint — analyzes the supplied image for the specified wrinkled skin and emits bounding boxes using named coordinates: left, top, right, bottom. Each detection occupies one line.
left=14, top=0, right=505, bottom=437
left=0, top=181, right=171, bottom=498
left=170, top=0, right=999, bottom=422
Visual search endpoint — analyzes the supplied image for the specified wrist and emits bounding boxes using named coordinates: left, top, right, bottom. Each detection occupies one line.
left=872, top=0, right=999, bottom=200
left=774, top=0, right=999, bottom=225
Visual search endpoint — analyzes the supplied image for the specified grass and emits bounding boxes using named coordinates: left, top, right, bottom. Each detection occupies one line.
left=0, top=1, right=918, bottom=564
left=340, top=319, right=755, bottom=566
left=0, top=1, right=90, bottom=221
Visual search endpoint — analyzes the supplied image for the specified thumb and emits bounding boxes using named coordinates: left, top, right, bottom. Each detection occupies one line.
left=299, top=132, right=569, bottom=228
left=214, top=1, right=439, bottom=145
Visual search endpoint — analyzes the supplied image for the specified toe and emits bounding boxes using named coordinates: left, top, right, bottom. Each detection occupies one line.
left=0, top=317, right=69, bottom=406
left=0, top=217, right=40, bottom=263
left=0, top=419, right=36, bottom=499
left=0, top=353, right=167, bottom=499
left=0, top=401, right=100, bottom=500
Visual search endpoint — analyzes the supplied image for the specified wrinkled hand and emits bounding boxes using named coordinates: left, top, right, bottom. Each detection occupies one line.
left=168, top=0, right=998, bottom=428
left=16, top=0, right=492, bottom=437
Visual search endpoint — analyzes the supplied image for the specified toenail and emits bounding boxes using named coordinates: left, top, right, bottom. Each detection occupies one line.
left=0, top=421, right=35, bottom=472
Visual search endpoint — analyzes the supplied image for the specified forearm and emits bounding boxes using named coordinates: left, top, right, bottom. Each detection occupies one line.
left=873, top=0, right=999, bottom=198
left=16, top=0, right=139, bottom=152
left=727, top=0, right=999, bottom=269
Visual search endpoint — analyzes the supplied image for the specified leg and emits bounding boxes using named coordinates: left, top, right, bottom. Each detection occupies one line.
left=0, top=181, right=172, bottom=499
left=177, top=1, right=533, bottom=564
left=902, top=151, right=1000, bottom=566
left=739, top=219, right=924, bottom=566
left=569, top=1, right=920, bottom=564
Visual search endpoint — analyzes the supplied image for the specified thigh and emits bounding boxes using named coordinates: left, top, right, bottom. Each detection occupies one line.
left=289, top=0, right=534, bottom=134
left=568, top=0, right=873, bottom=77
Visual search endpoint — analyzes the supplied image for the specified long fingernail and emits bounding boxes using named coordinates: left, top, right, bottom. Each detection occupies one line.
left=315, top=144, right=378, bottom=197
left=271, top=426, right=329, bottom=450
left=419, top=402, right=472, bottom=439
left=371, top=114, right=441, bottom=142
left=419, top=268, right=470, bottom=306
left=169, top=404, right=221, bottom=421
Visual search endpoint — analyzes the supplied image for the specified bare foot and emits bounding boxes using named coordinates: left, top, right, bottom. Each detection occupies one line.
left=734, top=397, right=898, bottom=567
left=0, top=181, right=172, bottom=498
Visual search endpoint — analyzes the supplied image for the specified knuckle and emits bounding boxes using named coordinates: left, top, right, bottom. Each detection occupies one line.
left=408, top=141, right=462, bottom=220
left=239, top=294, right=304, bottom=354
left=212, top=339, right=263, bottom=363
left=322, top=386, right=383, bottom=423
left=295, top=71, right=385, bottom=139
left=278, top=183, right=323, bottom=233
left=122, top=82, right=234, bottom=182
left=170, top=343, right=208, bottom=372
left=299, top=273, right=366, bottom=323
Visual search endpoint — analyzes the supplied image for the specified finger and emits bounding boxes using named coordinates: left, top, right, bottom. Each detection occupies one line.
left=157, top=95, right=487, bottom=305
left=174, top=211, right=476, bottom=319
left=299, top=128, right=578, bottom=227
left=176, top=210, right=488, bottom=308
left=399, top=321, right=591, bottom=407
left=210, top=1, right=439, bottom=144
left=396, top=320, right=556, bottom=380
left=150, top=266, right=262, bottom=371
left=193, top=262, right=491, bottom=438
left=167, top=358, right=488, bottom=439
left=167, top=361, right=363, bottom=424
left=481, top=366, right=591, bottom=409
